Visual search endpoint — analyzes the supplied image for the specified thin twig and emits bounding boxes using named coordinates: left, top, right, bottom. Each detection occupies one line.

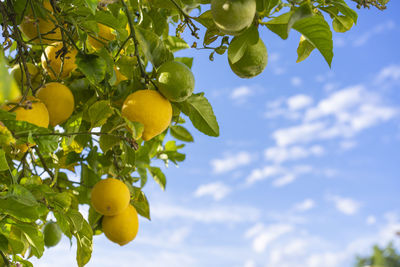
left=34, top=146, right=55, bottom=179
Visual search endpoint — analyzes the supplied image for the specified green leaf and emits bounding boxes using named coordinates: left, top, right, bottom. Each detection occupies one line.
left=0, top=51, right=20, bottom=105
left=8, top=184, right=38, bottom=207
left=329, top=0, right=358, bottom=24
left=264, top=4, right=313, bottom=40
left=257, top=0, right=280, bottom=15
left=174, top=57, right=194, bottom=69
left=293, top=15, right=333, bottom=67
left=0, top=198, right=41, bottom=222
left=149, top=166, right=166, bottom=190
left=13, top=223, right=44, bottom=258
left=228, top=26, right=259, bottom=64
left=135, top=26, right=174, bottom=68
left=296, top=35, right=316, bottom=63
left=0, top=149, right=9, bottom=171
left=84, top=0, right=98, bottom=14
left=332, top=15, right=354, bottom=32
left=76, top=53, right=107, bottom=85
left=0, top=234, right=8, bottom=251
left=121, top=142, right=136, bottom=167
left=75, top=220, right=93, bottom=267
left=130, top=186, right=151, bottom=220
left=177, top=94, right=219, bottom=137
left=88, top=101, right=114, bottom=128
left=265, top=12, right=293, bottom=39
left=170, top=125, right=194, bottom=142
left=164, top=36, right=190, bottom=53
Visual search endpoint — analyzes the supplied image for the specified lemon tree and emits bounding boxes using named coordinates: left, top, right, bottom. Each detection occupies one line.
left=0, top=0, right=389, bottom=266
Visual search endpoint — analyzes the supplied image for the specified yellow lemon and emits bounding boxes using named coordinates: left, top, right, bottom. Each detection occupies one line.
left=121, top=90, right=172, bottom=141
left=41, top=42, right=78, bottom=80
left=19, top=0, right=61, bottom=44
left=88, top=23, right=116, bottom=50
left=5, top=96, right=49, bottom=128
left=211, top=0, right=256, bottom=35
left=36, top=82, right=75, bottom=126
left=91, top=178, right=131, bottom=216
left=102, top=205, right=139, bottom=246
left=10, top=63, right=42, bottom=89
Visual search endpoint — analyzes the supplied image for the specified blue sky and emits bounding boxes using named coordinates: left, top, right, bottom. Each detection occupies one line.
left=33, top=2, right=400, bottom=267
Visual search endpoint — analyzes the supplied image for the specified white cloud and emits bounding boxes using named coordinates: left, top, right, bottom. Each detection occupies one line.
left=287, top=94, right=313, bottom=110
left=272, top=86, right=397, bottom=147
left=353, top=20, right=395, bottom=47
left=151, top=203, right=260, bottom=224
left=265, top=145, right=324, bottom=163
left=245, top=223, right=294, bottom=253
left=366, top=215, right=377, bottom=225
left=291, top=76, right=303, bottom=87
left=211, top=151, right=253, bottom=174
left=327, top=195, right=361, bottom=215
left=374, top=64, right=400, bottom=85
left=269, top=52, right=280, bottom=63
left=230, top=86, right=253, bottom=101
left=273, top=174, right=296, bottom=187
left=246, top=165, right=312, bottom=187
left=194, top=182, right=231, bottom=201
left=293, top=199, right=315, bottom=212
left=272, top=122, right=326, bottom=147
left=245, top=165, right=284, bottom=185
left=340, top=140, right=357, bottom=150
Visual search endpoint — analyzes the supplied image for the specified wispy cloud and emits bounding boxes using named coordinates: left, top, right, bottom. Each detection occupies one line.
left=353, top=20, right=395, bottom=47
left=287, top=94, right=313, bottom=110
left=265, top=145, right=324, bottom=164
left=293, top=199, right=315, bottom=212
left=291, top=77, right=303, bottom=87
left=327, top=195, right=361, bottom=215
left=230, top=86, right=253, bottom=103
left=246, top=165, right=312, bottom=187
left=272, top=85, right=398, bottom=147
left=194, top=182, right=231, bottom=201
left=210, top=151, right=253, bottom=174
left=245, top=223, right=294, bottom=253
left=151, top=203, right=260, bottom=224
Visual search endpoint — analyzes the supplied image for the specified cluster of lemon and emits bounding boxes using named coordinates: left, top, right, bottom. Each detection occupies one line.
left=91, top=178, right=139, bottom=246
left=4, top=0, right=196, bottom=145
left=211, top=0, right=268, bottom=78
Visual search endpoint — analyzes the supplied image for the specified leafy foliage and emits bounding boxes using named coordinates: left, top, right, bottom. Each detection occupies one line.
left=0, top=0, right=389, bottom=265
left=355, top=242, right=400, bottom=267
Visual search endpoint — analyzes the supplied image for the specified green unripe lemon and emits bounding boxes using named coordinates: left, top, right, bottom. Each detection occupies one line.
left=211, top=0, right=256, bottom=35
left=228, top=36, right=268, bottom=78
left=10, top=63, right=42, bottom=89
left=156, top=61, right=195, bottom=102
left=43, top=221, right=62, bottom=248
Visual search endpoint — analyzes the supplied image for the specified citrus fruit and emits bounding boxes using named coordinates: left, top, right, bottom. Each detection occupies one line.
left=156, top=61, right=195, bottom=102
left=91, top=178, right=131, bottom=216
left=36, top=82, right=75, bottom=126
left=211, top=0, right=256, bottom=35
left=0, top=124, right=15, bottom=148
left=88, top=23, right=116, bottom=50
left=4, top=96, right=49, bottom=128
left=11, top=63, right=42, bottom=89
left=0, top=81, right=21, bottom=104
left=121, top=90, right=172, bottom=141
left=19, top=0, right=61, bottom=44
left=43, top=221, right=62, bottom=248
left=228, top=36, right=268, bottom=78
left=41, top=42, right=78, bottom=80
left=102, top=205, right=139, bottom=246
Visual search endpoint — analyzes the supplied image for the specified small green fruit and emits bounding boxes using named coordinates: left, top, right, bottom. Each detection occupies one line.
left=228, top=36, right=268, bottom=78
left=211, top=0, right=256, bottom=35
left=156, top=61, right=195, bottom=102
left=43, top=221, right=62, bottom=248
